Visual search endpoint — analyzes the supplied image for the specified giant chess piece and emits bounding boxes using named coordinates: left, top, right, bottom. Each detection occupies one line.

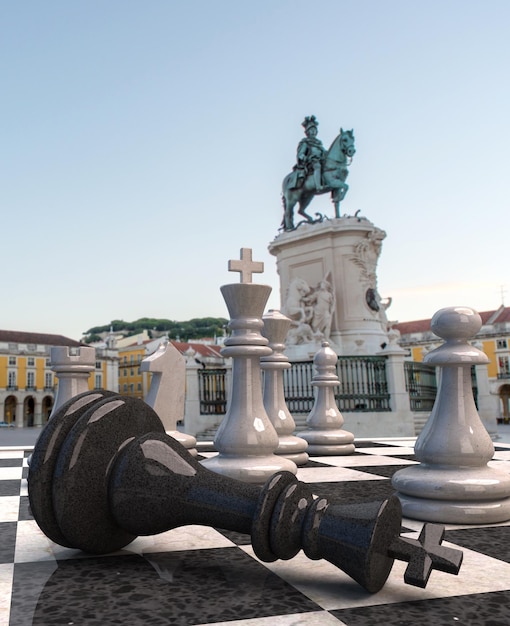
left=202, top=249, right=297, bottom=483
left=50, top=346, right=96, bottom=415
left=141, top=341, right=197, bottom=457
left=392, top=307, right=510, bottom=524
left=28, top=391, right=463, bottom=593
left=261, top=309, right=309, bottom=466
left=297, top=341, right=355, bottom=455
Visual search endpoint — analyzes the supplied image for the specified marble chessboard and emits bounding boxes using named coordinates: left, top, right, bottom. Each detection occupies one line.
left=2, top=438, right=510, bottom=626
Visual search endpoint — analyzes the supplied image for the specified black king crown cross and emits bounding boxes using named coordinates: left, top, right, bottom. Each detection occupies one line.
left=28, top=392, right=463, bottom=594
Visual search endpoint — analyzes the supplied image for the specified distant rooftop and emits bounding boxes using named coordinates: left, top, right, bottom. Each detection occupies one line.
left=394, top=305, right=510, bottom=336
left=0, top=330, right=83, bottom=347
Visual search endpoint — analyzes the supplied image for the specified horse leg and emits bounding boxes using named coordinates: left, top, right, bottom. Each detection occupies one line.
left=297, top=194, right=314, bottom=222
left=331, top=189, right=340, bottom=218
left=282, top=194, right=296, bottom=230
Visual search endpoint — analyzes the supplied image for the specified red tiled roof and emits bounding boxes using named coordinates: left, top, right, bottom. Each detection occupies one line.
left=0, top=330, right=83, bottom=347
left=172, top=341, right=223, bottom=359
left=393, top=319, right=431, bottom=334
left=394, top=306, right=510, bottom=336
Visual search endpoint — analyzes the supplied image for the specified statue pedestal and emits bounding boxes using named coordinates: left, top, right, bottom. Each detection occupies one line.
left=268, top=217, right=390, bottom=357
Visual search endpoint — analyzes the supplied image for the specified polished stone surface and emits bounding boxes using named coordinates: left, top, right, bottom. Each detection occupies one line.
left=3, top=439, right=510, bottom=625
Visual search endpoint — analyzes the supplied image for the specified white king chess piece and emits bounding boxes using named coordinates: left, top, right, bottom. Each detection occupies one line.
left=201, top=248, right=297, bottom=483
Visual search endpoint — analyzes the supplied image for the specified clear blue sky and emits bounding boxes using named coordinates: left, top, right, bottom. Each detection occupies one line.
left=1, top=1, right=509, bottom=340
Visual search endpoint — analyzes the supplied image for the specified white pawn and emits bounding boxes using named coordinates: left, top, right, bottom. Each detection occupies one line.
left=261, top=309, right=309, bottom=466
left=297, top=341, right=355, bottom=455
left=392, top=306, right=510, bottom=524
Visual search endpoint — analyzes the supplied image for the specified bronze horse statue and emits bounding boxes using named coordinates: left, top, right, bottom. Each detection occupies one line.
left=281, top=128, right=355, bottom=231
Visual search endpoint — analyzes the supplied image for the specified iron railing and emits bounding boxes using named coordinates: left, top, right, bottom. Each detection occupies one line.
left=404, top=362, right=437, bottom=412
left=404, top=362, right=478, bottom=411
left=198, top=368, right=227, bottom=415
left=283, top=356, right=391, bottom=414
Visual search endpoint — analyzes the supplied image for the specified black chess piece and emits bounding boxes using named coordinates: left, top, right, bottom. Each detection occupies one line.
left=28, top=392, right=463, bottom=593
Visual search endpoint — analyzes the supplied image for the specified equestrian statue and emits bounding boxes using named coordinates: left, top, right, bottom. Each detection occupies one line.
left=281, top=116, right=355, bottom=231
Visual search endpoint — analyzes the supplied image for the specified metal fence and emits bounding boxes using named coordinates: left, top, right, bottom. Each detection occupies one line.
left=283, top=356, right=391, bottom=414
left=198, top=369, right=227, bottom=415
left=404, top=362, right=437, bottom=412
left=404, top=362, right=478, bottom=411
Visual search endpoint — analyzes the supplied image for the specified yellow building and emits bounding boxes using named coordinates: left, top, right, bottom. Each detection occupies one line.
left=394, top=305, right=510, bottom=422
left=0, top=330, right=83, bottom=426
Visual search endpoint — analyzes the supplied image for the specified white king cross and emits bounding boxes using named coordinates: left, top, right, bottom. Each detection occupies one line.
left=228, top=248, right=264, bottom=284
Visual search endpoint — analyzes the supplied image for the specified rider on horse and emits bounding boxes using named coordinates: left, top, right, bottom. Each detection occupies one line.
left=292, top=115, right=326, bottom=192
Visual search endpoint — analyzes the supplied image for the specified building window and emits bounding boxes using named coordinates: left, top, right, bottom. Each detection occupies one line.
left=27, top=357, right=35, bottom=367
left=95, top=374, right=102, bottom=389
left=497, top=339, right=508, bottom=350
left=124, top=368, right=127, bottom=377
left=123, top=356, right=127, bottom=364
left=499, top=356, right=510, bottom=378
left=123, top=383, right=128, bottom=392
left=8, top=371, right=16, bottom=389
left=137, top=382, right=142, bottom=391
left=129, top=384, right=134, bottom=394
left=96, top=361, right=102, bottom=369
left=130, top=368, right=134, bottom=376
left=130, top=355, right=134, bottom=365
left=27, top=371, right=35, bottom=389
left=8, top=343, right=18, bottom=351
left=45, top=372, right=53, bottom=388
left=8, top=356, right=16, bottom=366
left=27, top=344, right=36, bottom=352
left=45, top=358, right=51, bottom=366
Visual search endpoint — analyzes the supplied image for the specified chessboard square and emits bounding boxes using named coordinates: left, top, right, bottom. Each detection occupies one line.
left=0, top=459, right=23, bottom=468
left=0, top=564, right=14, bottom=626
left=125, top=525, right=237, bottom=554
left=0, top=523, right=17, bottom=564
left=0, top=497, right=20, bottom=523
left=0, top=468, right=22, bottom=482
left=14, top=520, right=59, bottom=564
left=491, top=449, right=510, bottom=460
left=356, top=446, right=416, bottom=456
left=297, top=466, right=387, bottom=484
left=371, top=438, right=417, bottom=447
left=350, top=464, right=414, bottom=479
left=330, top=589, right=510, bottom=625
left=308, top=479, right=397, bottom=504
left=19, top=479, right=27, bottom=498
left=0, top=452, right=24, bottom=459
left=194, top=610, right=345, bottom=626
left=17, top=497, right=32, bottom=522
left=316, top=454, right=416, bottom=468
left=444, top=526, right=510, bottom=563
left=11, top=548, right=322, bottom=625
left=0, top=481, right=21, bottom=497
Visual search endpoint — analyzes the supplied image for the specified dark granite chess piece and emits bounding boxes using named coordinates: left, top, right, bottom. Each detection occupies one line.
left=28, top=391, right=463, bottom=593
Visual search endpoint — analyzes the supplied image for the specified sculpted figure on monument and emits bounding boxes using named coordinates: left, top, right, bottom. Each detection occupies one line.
left=283, top=276, right=335, bottom=344
left=281, top=116, right=356, bottom=231
left=294, top=115, right=327, bottom=193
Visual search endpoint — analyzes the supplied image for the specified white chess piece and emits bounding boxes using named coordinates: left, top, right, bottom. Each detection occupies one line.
left=261, top=309, right=308, bottom=465
left=297, top=341, right=355, bottom=455
left=392, top=306, right=510, bottom=523
left=201, top=249, right=297, bottom=483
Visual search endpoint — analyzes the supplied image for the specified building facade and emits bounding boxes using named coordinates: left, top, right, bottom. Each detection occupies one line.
left=0, top=330, right=122, bottom=427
